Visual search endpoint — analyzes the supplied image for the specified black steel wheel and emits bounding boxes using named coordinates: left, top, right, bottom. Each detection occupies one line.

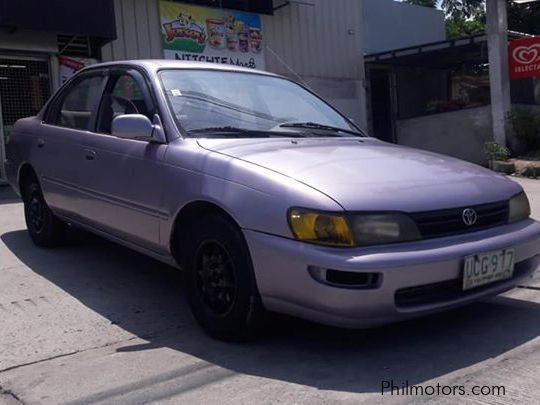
left=23, top=177, right=65, bottom=247
left=195, top=240, right=237, bottom=317
left=28, top=191, right=46, bottom=233
left=184, top=214, right=264, bottom=341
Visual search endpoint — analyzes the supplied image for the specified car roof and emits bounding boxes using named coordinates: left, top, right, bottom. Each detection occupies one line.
left=79, top=59, right=281, bottom=78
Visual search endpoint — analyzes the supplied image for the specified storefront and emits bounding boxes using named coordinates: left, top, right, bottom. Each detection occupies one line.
left=0, top=0, right=116, bottom=182
left=0, top=0, right=367, bottom=182
left=366, top=32, right=540, bottom=164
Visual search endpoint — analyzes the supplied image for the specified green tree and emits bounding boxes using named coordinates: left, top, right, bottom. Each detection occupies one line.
left=446, top=15, right=485, bottom=38
left=507, top=1, right=540, bottom=35
left=441, top=0, right=484, bottom=19
left=403, top=0, right=437, bottom=7
left=404, top=1, right=540, bottom=37
left=403, top=0, right=483, bottom=16
left=403, top=0, right=486, bottom=38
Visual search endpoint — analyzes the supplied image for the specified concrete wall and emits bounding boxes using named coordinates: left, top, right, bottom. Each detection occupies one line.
left=363, top=0, right=445, bottom=54
left=396, top=106, right=493, bottom=165
left=397, top=104, right=540, bottom=165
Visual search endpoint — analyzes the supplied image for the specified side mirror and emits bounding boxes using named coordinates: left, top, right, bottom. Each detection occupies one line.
left=111, top=114, right=166, bottom=143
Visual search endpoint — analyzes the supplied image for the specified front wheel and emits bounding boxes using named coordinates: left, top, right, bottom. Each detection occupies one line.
left=184, top=214, right=264, bottom=341
left=23, top=178, right=65, bottom=247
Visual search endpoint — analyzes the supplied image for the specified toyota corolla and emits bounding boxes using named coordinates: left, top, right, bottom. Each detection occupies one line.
left=5, top=60, right=540, bottom=340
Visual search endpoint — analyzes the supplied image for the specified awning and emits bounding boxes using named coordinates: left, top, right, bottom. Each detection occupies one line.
left=0, top=0, right=116, bottom=44
left=365, top=32, right=532, bottom=69
left=179, top=0, right=274, bottom=15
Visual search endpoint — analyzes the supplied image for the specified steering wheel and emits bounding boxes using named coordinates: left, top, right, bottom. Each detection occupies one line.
left=112, top=95, right=139, bottom=115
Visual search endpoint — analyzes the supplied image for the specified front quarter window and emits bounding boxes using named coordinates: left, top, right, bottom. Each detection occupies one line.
left=159, top=69, right=358, bottom=136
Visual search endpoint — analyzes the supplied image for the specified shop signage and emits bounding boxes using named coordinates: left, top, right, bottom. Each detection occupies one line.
left=509, top=36, right=540, bottom=80
left=59, top=56, right=97, bottom=84
left=159, top=1, right=265, bottom=70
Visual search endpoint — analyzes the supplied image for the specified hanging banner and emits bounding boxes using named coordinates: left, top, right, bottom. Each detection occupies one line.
left=159, top=1, right=265, bottom=70
left=59, top=56, right=98, bottom=84
left=509, top=36, right=540, bottom=80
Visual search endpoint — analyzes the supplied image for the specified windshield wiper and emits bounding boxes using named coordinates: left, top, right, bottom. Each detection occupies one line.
left=279, top=122, right=364, bottom=137
left=188, top=126, right=305, bottom=138
left=189, top=126, right=250, bottom=134
left=188, top=126, right=269, bottom=138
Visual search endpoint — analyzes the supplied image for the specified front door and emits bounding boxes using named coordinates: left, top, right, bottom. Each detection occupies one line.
left=77, top=68, right=165, bottom=252
left=0, top=56, right=51, bottom=182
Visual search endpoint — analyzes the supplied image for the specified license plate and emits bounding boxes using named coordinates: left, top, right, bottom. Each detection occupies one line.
left=463, top=248, right=515, bottom=291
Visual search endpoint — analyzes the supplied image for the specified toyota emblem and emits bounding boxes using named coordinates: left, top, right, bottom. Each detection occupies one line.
left=462, top=208, right=478, bottom=226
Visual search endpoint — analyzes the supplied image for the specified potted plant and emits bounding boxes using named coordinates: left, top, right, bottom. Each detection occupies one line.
left=483, top=141, right=514, bottom=174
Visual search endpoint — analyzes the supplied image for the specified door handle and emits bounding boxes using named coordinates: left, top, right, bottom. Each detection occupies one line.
left=84, top=149, right=96, bottom=161
left=37, top=139, right=45, bottom=148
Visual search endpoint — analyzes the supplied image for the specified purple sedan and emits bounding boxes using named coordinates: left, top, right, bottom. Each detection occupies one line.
left=5, top=60, right=540, bottom=340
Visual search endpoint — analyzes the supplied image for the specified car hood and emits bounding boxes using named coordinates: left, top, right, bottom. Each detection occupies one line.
left=197, top=137, right=522, bottom=212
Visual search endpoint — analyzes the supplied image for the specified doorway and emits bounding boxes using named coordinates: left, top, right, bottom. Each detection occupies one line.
left=0, top=55, right=51, bottom=182
left=369, top=68, right=396, bottom=143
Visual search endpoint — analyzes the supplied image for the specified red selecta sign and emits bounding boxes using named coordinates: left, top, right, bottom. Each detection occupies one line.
left=509, top=36, right=540, bottom=80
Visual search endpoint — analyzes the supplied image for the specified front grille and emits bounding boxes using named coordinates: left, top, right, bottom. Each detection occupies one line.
left=410, top=200, right=509, bottom=239
left=394, top=257, right=536, bottom=309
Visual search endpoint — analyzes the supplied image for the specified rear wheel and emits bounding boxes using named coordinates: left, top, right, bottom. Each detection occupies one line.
left=183, top=214, right=264, bottom=341
left=23, top=178, right=65, bottom=247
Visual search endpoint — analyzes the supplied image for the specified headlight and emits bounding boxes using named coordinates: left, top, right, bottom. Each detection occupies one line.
left=288, top=209, right=355, bottom=247
left=508, top=192, right=530, bottom=223
left=350, top=213, right=421, bottom=246
left=288, top=209, right=421, bottom=247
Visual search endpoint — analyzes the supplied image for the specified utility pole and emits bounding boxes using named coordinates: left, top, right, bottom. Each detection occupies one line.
left=486, top=0, right=511, bottom=146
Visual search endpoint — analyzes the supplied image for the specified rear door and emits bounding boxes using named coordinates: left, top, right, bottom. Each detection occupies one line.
left=76, top=68, right=166, bottom=251
left=35, top=72, right=106, bottom=217
left=0, top=56, right=51, bottom=183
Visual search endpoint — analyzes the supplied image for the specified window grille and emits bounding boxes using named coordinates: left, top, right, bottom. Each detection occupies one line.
left=0, top=57, right=50, bottom=181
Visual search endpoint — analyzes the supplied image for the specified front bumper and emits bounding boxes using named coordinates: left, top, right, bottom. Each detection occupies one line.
left=244, top=219, right=540, bottom=328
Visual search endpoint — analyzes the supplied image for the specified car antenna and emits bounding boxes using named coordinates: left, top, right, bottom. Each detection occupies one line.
left=265, top=45, right=313, bottom=91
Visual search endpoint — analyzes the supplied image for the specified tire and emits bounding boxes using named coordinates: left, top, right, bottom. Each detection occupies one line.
left=183, top=214, right=264, bottom=341
left=23, top=177, right=65, bottom=248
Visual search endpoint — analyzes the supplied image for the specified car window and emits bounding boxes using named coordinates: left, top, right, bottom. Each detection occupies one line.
left=97, top=73, right=153, bottom=134
left=55, top=76, right=103, bottom=131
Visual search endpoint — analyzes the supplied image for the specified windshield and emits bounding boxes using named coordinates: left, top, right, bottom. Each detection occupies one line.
left=159, top=69, right=360, bottom=137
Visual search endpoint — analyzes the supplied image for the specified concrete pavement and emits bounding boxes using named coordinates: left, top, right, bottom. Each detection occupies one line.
left=0, top=178, right=539, bottom=404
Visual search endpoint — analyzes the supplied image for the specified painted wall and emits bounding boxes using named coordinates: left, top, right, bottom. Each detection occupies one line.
left=263, top=0, right=365, bottom=80
left=101, top=0, right=368, bottom=128
left=101, top=0, right=163, bottom=60
left=363, top=0, right=445, bottom=54
left=396, top=106, right=493, bottom=165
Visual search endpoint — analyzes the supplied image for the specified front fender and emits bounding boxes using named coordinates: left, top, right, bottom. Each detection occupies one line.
left=160, top=140, right=343, bottom=250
